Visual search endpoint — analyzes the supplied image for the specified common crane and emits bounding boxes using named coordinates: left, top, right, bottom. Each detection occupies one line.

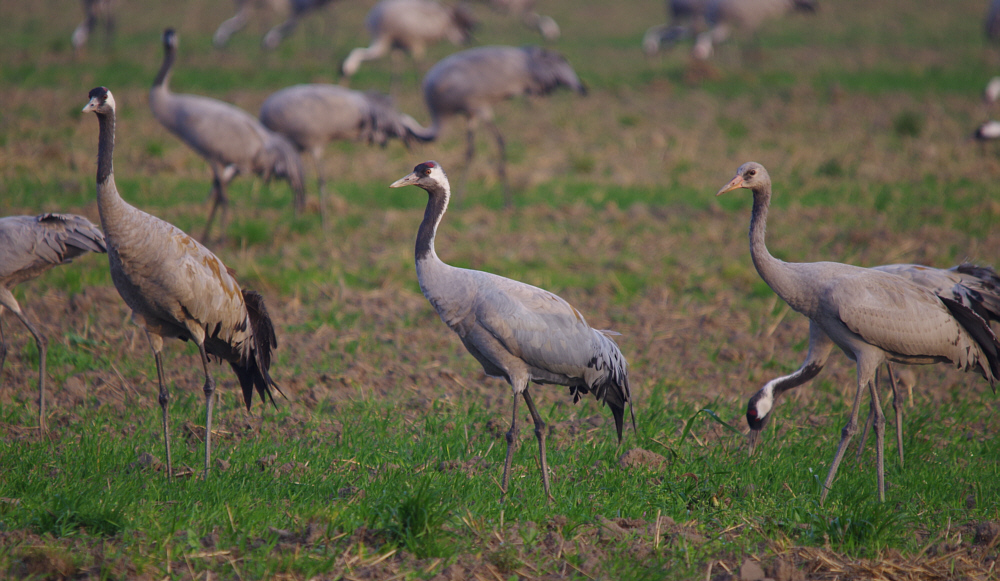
left=259, top=84, right=434, bottom=219
left=150, top=29, right=305, bottom=242
left=719, top=162, right=1000, bottom=504
left=72, top=0, right=115, bottom=52
left=214, top=0, right=340, bottom=49
left=642, top=0, right=710, bottom=56
left=692, top=0, right=816, bottom=60
left=420, top=45, right=586, bottom=206
left=390, top=161, right=635, bottom=501
left=84, top=86, right=281, bottom=479
left=473, top=0, right=560, bottom=40
left=0, top=214, right=105, bottom=431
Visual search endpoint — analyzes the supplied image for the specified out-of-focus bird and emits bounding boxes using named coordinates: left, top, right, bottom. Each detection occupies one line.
left=643, top=0, right=710, bottom=56
left=150, top=29, right=305, bottom=242
left=0, top=213, right=106, bottom=431
left=472, top=0, right=560, bottom=40
left=720, top=162, right=1000, bottom=504
left=390, top=161, right=635, bottom=501
left=420, top=45, right=586, bottom=205
left=84, top=86, right=281, bottom=479
left=692, top=0, right=816, bottom=60
left=72, top=0, right=116, bottom=52
left=340, top=0, right=476, bottom=82
left=214, top=0, right=341, bottom=49
left=974, top=120, right=1000, bottom=141
left=259, top=84, right=434, bottom=217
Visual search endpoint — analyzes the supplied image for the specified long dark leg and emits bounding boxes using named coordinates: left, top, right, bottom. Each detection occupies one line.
left=12, top=309, right=47, bottom=433
left=856, top=367, right=879, bottom=466
left=198, top=343, right=217, bottom=479
left=486, top=121, right=510, bottom=208
left=500, top=392, right=519, bottom=501
left=147, top=334, right=173, bottom=479
left=202, top=175, right=225, bottom=242
left=522, top=389, right=553, bottom=501
left=820, top=374, right=868, bottom=506
left=886, top=364, right=904, bottom=469
left=313, top=150, right=328, bottom=229
left=868, top=375, right=886, bottom=502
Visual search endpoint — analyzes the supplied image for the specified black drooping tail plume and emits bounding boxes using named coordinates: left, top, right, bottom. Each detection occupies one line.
left=230, top=290, right=284, bottom=410
left=940, top=296, right=1000, bottom=392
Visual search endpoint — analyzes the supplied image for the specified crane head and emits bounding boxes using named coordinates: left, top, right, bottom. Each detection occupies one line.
left=716, top=162, right=770, bottom=195
left=162, top=28, right=178, bottom=50
left=390, top=161, right=448, bottom=190
left=83, top=86, right=115, bottom=115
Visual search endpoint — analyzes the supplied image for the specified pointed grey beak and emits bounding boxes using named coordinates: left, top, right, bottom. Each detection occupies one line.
left=748, top=429, right=761, bottom=456
left=716, top=174, right=745, bottom=196
left=389, top=172, right=419, bottom=188
left=82, top=98, right=99, bottom=113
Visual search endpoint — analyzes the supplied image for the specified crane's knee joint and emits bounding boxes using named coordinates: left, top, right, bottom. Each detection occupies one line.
left=158, top=391, right=169, bottom=407
left=505, top=428, right=516, bottom=445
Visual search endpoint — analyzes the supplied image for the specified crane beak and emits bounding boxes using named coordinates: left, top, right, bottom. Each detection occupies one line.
left=82, top=98, right=99, bottom=113
left=716, top=175, right=745, bottom=196
left=747, top=429, right=761, bottom=456
left=389, top=172, right=419, bottom=188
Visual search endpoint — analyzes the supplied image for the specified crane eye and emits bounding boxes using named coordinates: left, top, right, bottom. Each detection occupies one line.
left=424, top=169, right=431, bottom=175
left=747, top=169, right=756, bottom=176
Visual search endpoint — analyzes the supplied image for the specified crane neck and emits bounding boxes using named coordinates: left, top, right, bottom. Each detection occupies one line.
left=152, top=42, right=175, bottom=91
left=415, top=180, right=451, bottom=265
left=748, top=183, right=800, bottom=306
left=93, top=107, right=128, bottom=228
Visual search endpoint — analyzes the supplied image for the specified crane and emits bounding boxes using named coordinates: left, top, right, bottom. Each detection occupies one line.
left=0, top=213, right=106, bottom=431
left=84, top=86, right=281, bottom=479
left=719, top=162, right=1000, bottom=504
left=214, top=0, right=341, bottom=49
left=150, top=28, right=305, bottom=242
left=390, top=161, right=635, bottom=501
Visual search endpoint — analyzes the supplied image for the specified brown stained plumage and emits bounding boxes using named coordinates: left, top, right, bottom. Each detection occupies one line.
left=84, top=86, right=280, bottom=480
left=721, top=162, right=1000, bottom=505
left=0, top=213, right=106, bottom=431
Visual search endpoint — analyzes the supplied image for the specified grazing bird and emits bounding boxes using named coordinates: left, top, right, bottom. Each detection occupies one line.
left=746, top=262, right=1000, bottom=469
left=340, top=0, right=476, bottom=82
left=72, top=0, right=115, bottom=52
left=150, top=29, right=305, bottom=242
left=642, top=0, right=710, bottom=56
left=719, top=162, right=1000, bottom=504
left=473, top=0, right=560, bottom=40
left=974, top=120, right=1000, bottom=141
left=259, top=84, right=434, bottom=218
left=214, top=0, right=340, bottom=49
left=84, top=86, right=281, bottom=479
left=984, top=77, right=1000, bottom=104
left=692, top=0, right=816, bottom=60
left=420, top=45, right=586, bottom=205
left=390, top=161, right=634, bottom=500
left=0, top=214, right=106, bottom=431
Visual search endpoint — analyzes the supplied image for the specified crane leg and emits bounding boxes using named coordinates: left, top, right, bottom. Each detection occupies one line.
left=486, top=121, right=510, bottom=208
left=500, top=392, right=520, bottom=501
left=145, top=331, right=172, bottom=479
left=457, top=126, right=477, bottom=201
left=11, top=308, right=47, bottom=433
left=203, top=176, right=224, bottom=243
left=198, top=343, right=217, bottom=480
left=868, top=376, right=886, bottom=502
left=313, top=151, right=328, bottom=230
left=820, top=373, right=867, bottom=506
left=886, top=364, right=904, bottom=469
left=856, top=366, right=881, bottom=466
left=262, top=16, right=299, bottom=50
left=522, top=389, right=553, bottom=502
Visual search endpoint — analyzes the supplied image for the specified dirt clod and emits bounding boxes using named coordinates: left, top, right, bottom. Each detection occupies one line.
left=974, top=522, right=1000, bottom=545
left=767, top=558, right=804, bottom=581
left=740, top=558, right=766, bottom=581
left=618, top=447, right=667, bottom=471
left=127, top=452, right=162, bottom=473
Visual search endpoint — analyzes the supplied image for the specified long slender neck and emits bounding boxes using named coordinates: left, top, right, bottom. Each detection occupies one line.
left=415, top=182, right=450, bottom=264
left=748, top=183, right=813, bottom=315
left=152, top=44, right=175, bottom=90
left=94, top=109, right=127, bottom=226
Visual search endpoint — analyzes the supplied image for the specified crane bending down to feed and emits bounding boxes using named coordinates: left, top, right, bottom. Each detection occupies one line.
left=718, top=162, right=1000, bottom=505
left=390, top=161, right=635, bottom=501
left=692, top=0, right=816, bottom=60
left=214, top=0, right=340, bottom=49
left=341, top=0, right=476, bottom=82
left=642, top=0, right=710, bottom=56
left=151, top=29, right=305, bottom=242
left=0, top=214, right=106, bottom=431
left=745, top=262, right=1000, bottom=469
left=260, top=84, right=434, bottom=219
left=72, top=0, right=116, bottom=52
left=84, top=86, right=281, bottom=479
left=421, top=45, right=586, bottom=206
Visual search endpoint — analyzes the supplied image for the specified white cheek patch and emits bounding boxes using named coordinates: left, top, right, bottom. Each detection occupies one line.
left=756, top=397, right=772, bottom=420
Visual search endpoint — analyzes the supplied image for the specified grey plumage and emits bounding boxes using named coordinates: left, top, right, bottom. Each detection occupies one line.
left=692, top=0, right=816, bottom=60
left=72, top=0, right=115, bottom=51
left=84, top=86, right=281, bottom=479
left=0, top=213, right=106, bottom=431
left=988, top=0, right=1000, bottom=42
left=150, top=29, right=305, bottom=242
left=390, top=161, right=634, bottom=501
left=214, top=0, right=340, bottom=49
left=720, top=162, right=1000, bottom=505
left=474, top=0, right=560, bottom=40
left=420, top=45, right=586, bottom=205
left=260, top=84, right=434, bottom=217
left=746, top=262, right=1000, bottom=470
left=340, top=0, right=476, bottom=80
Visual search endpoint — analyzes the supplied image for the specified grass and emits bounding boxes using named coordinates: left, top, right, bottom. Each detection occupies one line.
left=2, top=0, right=1000, bottom=578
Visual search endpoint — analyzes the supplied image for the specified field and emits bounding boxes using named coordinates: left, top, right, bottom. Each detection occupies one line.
left=2, top=0, right=1000, bottom=578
